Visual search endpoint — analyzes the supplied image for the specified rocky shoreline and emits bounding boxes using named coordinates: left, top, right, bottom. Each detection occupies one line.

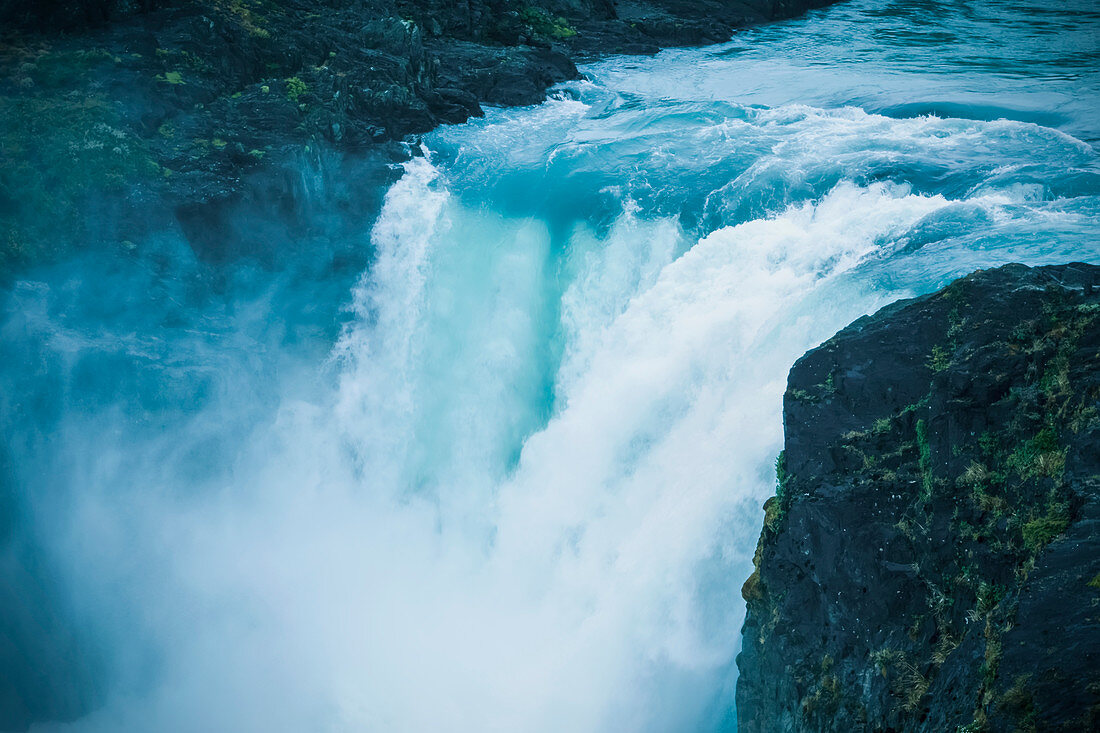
left=0, top=0, right=836, bottom=275
left=737, top=263, right=1100, bottom=732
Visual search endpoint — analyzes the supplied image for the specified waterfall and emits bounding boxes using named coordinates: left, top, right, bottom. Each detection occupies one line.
left=5, top=0, right=1098, bottom=730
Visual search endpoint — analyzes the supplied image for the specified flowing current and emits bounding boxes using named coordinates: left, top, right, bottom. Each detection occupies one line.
left=4, top=0, right=1099, bottom=730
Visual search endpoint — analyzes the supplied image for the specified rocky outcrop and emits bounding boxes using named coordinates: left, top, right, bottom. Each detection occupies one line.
left=0, top=0, right=838, bottom=275
left=737, top=263, right=1100, bottom=732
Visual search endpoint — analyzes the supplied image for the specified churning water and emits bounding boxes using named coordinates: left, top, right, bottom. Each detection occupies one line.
left=3, top=0, right=1099, bottom=730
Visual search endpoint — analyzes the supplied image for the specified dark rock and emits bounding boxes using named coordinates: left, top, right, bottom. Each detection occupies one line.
left=737, top=263, right=1100, bottom=732
left=0, top=0, right=841, bottom=273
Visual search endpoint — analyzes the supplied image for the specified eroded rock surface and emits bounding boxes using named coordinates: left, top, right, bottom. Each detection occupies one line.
left=738, top=263, right=1100, bottom=732
left=0, top=0, right=837, bottom=272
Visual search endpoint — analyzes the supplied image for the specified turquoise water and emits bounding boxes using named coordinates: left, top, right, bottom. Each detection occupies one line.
left=3, top=0, right=1099, bottom=730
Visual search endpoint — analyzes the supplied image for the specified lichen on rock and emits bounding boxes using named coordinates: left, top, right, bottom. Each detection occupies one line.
left=737, top=263, right=1100, bottom=733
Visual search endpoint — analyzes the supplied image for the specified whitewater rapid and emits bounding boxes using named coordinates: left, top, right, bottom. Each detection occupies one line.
left=6, top=0, right=1100, bottom=731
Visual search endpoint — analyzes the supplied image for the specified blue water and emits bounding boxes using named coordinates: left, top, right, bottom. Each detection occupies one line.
left=2, top=0, right=1098, bottom=730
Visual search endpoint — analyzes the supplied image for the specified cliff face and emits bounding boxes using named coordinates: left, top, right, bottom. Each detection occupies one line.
left=0, top=0, right=837, bottom=275
left=737, top=263, right=1100, bottom=732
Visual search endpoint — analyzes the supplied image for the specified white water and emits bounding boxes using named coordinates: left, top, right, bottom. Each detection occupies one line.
left=8, top=0, right=1100, bottom=730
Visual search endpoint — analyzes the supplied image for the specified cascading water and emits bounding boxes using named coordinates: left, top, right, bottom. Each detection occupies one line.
left=3, top=0, right=1099, bottom=731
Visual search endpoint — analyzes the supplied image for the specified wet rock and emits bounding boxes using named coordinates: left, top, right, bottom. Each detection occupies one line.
left=737, top=263, right=1100, bottom=732
left=0, top=0, right=839, bottom=272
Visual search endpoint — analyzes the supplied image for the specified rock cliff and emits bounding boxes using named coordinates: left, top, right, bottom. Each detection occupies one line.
left=737, top=263, right=1100, bottom=731
left=0, top=0, right=837, bottom=275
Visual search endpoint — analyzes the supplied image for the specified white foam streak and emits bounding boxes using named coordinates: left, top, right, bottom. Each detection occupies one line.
left=332, top=156, right=449, bottom=495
